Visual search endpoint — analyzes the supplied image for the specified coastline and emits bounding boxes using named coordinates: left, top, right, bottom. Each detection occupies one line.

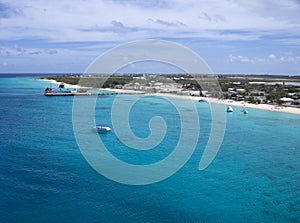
left=40, top=78, right=300, bottom=115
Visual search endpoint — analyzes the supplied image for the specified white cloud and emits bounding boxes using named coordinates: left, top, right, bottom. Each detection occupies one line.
left=229, top=53, right=300, bottom=64
left=0, top=0, right=299, bottom=42
left=268, top=54, right=276, bottom=60
left=148, top=19, right=186, bottom=27
left=279, top=55, right=300, bottom=63
left=0, top=45, right=59, bottom=56
left=1, top=0, right=300, bottom=74
left=229, top=55, right=252, bottom=63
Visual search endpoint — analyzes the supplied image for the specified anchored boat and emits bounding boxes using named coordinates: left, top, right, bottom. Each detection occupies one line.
left=242, top=109, right=248, bottom=114
left=94, top=125, right=111, bottom=133
left=241, top=103, right=248, bottom=114
left=227, top=106, right=234, bottom=112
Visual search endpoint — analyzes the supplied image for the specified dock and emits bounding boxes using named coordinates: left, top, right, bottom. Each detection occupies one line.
left=44, top=91, right=145, bottom=96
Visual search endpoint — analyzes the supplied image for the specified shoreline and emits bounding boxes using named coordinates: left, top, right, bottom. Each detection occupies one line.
left=40, top=78, right=300, bottom=115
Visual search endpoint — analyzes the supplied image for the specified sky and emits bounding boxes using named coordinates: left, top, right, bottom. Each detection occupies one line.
left=0, top=0, right=300, bottom=74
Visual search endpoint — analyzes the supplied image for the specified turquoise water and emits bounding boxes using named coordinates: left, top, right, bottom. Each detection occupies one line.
left=0, top=77, right=299, bottom=222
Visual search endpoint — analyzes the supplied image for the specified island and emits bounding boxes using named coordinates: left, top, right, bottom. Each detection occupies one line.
left=40, top=74, right=300, bottom=114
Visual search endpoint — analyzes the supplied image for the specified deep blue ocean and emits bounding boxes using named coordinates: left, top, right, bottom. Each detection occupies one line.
left=0, top=76, right=299, bottom=223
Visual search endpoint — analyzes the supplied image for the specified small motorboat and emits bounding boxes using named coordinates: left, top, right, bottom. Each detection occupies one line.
left=242, top=109, right=248, bottom=114
left=227, top=106, right=234, bottom=112
left=94, top=125, right=111, bottom=133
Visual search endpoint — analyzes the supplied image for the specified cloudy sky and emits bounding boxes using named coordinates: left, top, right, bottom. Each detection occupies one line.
left=0, top=0, right=300, bottom=74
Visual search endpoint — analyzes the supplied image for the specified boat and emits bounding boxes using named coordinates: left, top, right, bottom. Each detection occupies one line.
left=44, top=85, right=89, bottom=96
left=241, top=103, right=248, bottom=114
left=227, top=106, right=234, bottom=112
left=94, top=125, right=111, bottom=133
left=242, top=109, right=248, bottom=114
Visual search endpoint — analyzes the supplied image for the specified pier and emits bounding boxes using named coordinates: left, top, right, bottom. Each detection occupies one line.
left=44, top=91, right=145, bottom=96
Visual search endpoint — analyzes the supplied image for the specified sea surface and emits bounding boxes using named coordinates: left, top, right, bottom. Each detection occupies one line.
left=0, top=76, right=299, bottom=223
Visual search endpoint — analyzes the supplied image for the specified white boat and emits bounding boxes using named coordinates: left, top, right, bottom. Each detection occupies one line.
left=94, top=125, right=111, bottom=133
left=227, top=106, right=234, bottom=112
left=242, top=109, right=248, bottom=114
left=241, top=103, right=248, bottom=114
